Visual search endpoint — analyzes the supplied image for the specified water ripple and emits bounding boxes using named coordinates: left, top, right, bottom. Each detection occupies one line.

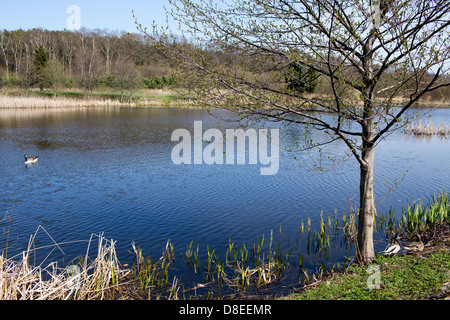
left=0, top=107, right=449, bottom=264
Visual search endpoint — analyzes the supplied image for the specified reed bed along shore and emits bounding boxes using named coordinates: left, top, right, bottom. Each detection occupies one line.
left=405, top=120, right=450, bottom=137
left=0, top=89, right=193, bottom=109
left=0, top=94, right=137, bottom=109
left=0, top=233, right=132, bottom=300
left=1, top=191, right=449, bottom=300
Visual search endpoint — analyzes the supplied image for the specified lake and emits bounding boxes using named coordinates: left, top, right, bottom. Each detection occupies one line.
left=0, top=106, right=449, bottom=288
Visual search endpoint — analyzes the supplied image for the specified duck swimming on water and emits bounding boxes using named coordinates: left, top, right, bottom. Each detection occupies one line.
left=24, top=155, right=39, bottom=165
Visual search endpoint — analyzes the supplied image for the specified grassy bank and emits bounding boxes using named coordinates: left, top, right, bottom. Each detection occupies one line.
left=284, top=190, right=450, bottom=300
left=0, top=88, right=188, bottom=109
left=1, top=191, right=449, bottom=300
left=284, top=243, right=450, bottom=300
left=2, top=88, right=450, bottom=110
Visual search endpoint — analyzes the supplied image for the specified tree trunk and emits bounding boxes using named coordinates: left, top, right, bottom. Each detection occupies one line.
left=1, top=50, right=9, bottom=78
left=357, top=144, right=376, bottom=265
left=357, top=22, right=378, bottom=264
left=0, top=32, right=9, bottom=78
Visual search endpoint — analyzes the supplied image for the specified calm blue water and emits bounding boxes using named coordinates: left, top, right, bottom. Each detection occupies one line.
left=0, top=106, right=449, bottom=273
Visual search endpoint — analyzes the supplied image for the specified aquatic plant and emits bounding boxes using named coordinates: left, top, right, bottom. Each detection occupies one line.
left=378, top=190, right=450, bottom=238
left=2, top=190, right=447, bottom=300
left=0, top=232, right=125, bottom=300
left=405, top=121, right=450, bottom=137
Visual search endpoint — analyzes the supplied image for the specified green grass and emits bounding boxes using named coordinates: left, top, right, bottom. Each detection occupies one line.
left=23, top=88, right=186, bottom=107
left=284, top=249, right=450, bottom=300
left=33, top=89, right=138, bottom=101
left=160, top=94, right=185, bottom=107
left=284, top=190, right=450, bottom=300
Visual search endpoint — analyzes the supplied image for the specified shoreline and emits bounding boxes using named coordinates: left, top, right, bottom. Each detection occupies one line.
left=1, top=191, right=448, bottom=300
left=283, top=223, right=450, bottom=300
left=1, top=89, right=450, bottom=109
left=0, top=88, right=195, bottom=109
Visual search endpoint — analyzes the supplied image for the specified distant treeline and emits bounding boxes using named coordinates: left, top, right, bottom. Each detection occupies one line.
left=1, top=27, right=450, bottom=103
left=0, top=28, right=178, bottom=97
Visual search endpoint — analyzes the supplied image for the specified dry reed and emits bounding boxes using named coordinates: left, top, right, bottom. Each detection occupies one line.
left=0, top=232, right=132, bottom=300
left=0, top=95, right=135, bottom=109
left=405, top=120, right=450, bottom=137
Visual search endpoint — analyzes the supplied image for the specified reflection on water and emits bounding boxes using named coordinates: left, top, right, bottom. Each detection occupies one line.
left=0, top=106, right=449, bottom=283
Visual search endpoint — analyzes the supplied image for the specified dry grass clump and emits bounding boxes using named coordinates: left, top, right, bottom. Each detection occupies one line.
left=405, top=120, right=450, bottom=137
left=0, top=233, right=132, bottom=300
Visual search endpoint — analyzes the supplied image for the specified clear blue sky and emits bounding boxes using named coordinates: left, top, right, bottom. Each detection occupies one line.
left=0, top=0, right=174, bottom=33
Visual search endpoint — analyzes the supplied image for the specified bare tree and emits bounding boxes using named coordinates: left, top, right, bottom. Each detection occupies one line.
left=75, top=29, right=102, bottom=96
left=59, top=31, right=78, bottom=76
left=10, top=30, right=24, bottom=76
left=113, top=33, right=140, bottom=102
left=0, top=30, right=10, bottom=78
left=138, top=0, right=450, bottom=264
left=98, top=29, right=120, bottom=76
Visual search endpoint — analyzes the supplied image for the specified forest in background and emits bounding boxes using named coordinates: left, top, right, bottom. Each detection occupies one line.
left=1, top=27, right=450, bottom=105
left=0, top=28, right=178, bottom=101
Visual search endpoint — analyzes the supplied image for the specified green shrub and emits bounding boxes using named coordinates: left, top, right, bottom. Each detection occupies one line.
left=142, top=76, right=177, bottom=89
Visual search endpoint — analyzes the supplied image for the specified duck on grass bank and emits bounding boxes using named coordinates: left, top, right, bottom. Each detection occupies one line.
left=380, top=234, right=402, bottom=256
left=24, top=155, right=39, bottom=165
left=380, top=233, right=426, bottom=256
left=404, top=234, right=424, bottom=252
